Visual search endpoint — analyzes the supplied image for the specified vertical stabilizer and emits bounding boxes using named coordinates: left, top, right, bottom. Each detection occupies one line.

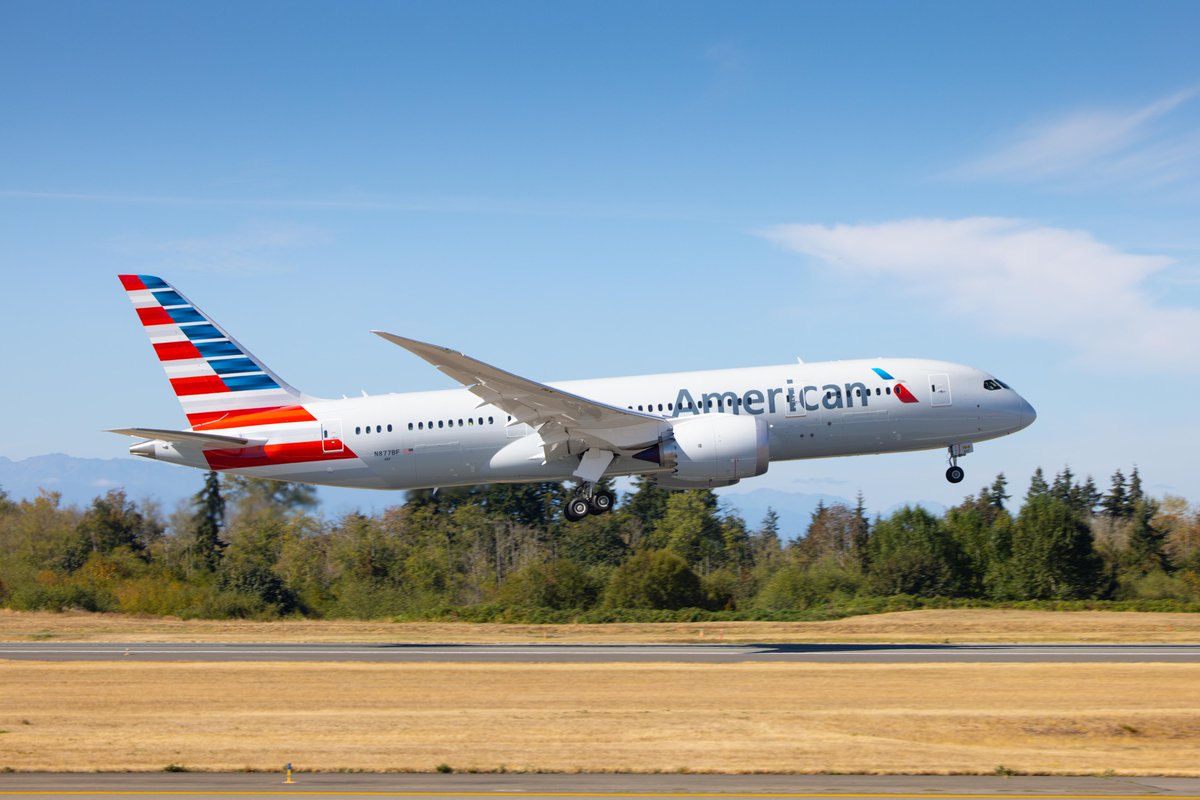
left=117, top=275, right=311, bottom=429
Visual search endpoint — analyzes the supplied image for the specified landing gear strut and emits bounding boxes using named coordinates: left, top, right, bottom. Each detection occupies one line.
left=564, top=483, right=615, bottom=522
left=945, top=443, right=973, bottom=484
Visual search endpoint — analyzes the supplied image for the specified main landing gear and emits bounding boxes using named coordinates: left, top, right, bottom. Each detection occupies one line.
left=945, top=443, right=973, bottom=484
left=564, top=483, right=616, bottom=522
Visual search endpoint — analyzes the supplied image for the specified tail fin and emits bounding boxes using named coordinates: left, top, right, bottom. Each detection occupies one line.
left=117, top=275, right=310, bottom=428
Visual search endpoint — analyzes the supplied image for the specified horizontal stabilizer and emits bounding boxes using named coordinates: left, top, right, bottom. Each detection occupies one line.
left=107, top=427, right=264, bottom=448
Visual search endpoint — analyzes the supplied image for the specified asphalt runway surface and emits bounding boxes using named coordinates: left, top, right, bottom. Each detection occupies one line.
left=2, top=642, right=1200, bottom=663
left=1, top=773, right=1199, bottom=799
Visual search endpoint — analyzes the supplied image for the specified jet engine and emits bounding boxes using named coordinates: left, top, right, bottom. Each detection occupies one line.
left=634, top=414, right=769, bottom=483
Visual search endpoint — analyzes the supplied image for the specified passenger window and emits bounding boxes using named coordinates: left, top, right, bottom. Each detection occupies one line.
left=876, top=388, right=881, bottom=395
left=458, top=419, right=463, bottom=427
left=355, top=426, right=361, bottom=434
left=886, top=387, right=892, bottom=395
left=376, top=425, right=382, bottom=433
left=438, top=420, right=444, bottom=429
left=478, top=417, right=484, bottom=425
left=488, top=416, right=494, bottom=424
left=388, top=424, right=393, bottom=432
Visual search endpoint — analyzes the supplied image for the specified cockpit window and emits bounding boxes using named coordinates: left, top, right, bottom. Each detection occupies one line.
left=983, top=379, right=1003, bottom=391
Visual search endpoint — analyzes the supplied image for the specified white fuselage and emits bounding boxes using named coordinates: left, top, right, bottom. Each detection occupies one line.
left=143, top=357, right=1036, bottom=491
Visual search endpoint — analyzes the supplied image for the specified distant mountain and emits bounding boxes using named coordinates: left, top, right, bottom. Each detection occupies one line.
left=0, top=454, right=399, bottom=514
left=0, top=454, right=202, bottom=509
left=715, top=487, right=851, bottom=539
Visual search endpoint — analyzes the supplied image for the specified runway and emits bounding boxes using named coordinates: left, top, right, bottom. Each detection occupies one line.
left=1, top=773, right=1199, bottom=799
left=2, top=642, right=1200, bottom=663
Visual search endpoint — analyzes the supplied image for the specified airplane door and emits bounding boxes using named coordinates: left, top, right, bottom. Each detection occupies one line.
left=321, top=420, right=344, bottom=453
left=785, top=381, right=807, bottom=418
left=929, top=374, right=952, bottom=407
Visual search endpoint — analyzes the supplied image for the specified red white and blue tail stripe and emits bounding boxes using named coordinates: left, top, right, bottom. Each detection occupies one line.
left=117, top=274, right=314, bottom=430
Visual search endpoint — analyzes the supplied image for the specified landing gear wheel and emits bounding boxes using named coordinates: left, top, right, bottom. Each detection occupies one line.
left=946, top=465, right=965, bottom=484
left=565, top=497, right=591, bottom=522
left=588, top=490, right=615, bottom=515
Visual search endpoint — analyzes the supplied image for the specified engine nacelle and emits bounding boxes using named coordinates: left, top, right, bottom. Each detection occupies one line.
left=634, top=414, right=769, bottom=482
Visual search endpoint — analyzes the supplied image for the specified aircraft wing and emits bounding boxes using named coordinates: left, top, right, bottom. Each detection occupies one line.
left=372, top=332, right=664, bottom=460
left=108, top=427, right=265, bottom=448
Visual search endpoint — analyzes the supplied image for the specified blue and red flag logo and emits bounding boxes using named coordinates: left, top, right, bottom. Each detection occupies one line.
left=872, top=367, right=919, bottom=403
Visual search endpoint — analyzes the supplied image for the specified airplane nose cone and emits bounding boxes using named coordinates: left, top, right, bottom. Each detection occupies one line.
left=1018, top=396, right=1037, bottom=429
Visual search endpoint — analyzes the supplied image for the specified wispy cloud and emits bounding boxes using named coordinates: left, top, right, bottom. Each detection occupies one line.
left=761, top=217, right=1200, bottom=371
left=954, top=89, right=1200, bottom=189
left=112, top=221, right=334, bottom=275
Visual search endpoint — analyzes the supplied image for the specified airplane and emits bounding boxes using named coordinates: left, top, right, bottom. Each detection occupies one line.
left=111, top=275, right=1036, bottom=522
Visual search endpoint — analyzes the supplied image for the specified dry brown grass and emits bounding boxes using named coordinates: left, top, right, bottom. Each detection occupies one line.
left=3, top=608, right=1200, bottom=644
left=1, top=660, right=1198, bottom=775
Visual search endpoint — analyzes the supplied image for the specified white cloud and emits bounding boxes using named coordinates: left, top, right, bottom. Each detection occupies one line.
left=956, top=90, right=1199, bottom=188
left=761, top=217, right=1200, bottom=371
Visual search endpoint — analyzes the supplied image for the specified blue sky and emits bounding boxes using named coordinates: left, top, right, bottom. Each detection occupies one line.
left=2, top=0, right=1198, bottom=514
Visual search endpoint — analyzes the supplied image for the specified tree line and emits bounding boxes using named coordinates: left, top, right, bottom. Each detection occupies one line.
left=0, top=465, right=1197, bottom=621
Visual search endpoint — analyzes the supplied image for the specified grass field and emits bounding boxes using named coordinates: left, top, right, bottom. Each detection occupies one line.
left=1, top=660, right=1198, bottom=774
left=3, top=608, right=1200, bottom=644
left=2, top=609, right=1197, bottom=775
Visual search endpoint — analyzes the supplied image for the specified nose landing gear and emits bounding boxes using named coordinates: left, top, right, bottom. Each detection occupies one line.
left=945, top=443, right=973, bottom=484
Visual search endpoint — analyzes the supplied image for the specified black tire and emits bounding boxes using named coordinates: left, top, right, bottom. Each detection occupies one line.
left=588, top=490, right=615, bottom=515
left=565, top=497, right=591, bottom=521
left=946, top=465, right=965, bottom=484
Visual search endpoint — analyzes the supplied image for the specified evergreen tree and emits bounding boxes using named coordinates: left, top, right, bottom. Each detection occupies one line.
left=1102, top=469, right=1130, bottom=519
left=68, top=490, right=161, bottom=569
left=1007, top=495, right=1102, bottom=599
left=1128, top=466, right=1145, bottom=508
left=852, top=492, right=871, bottom=568
left=795, top=502, right=869, bottom=571
left=603, top=549, right=703, bottom=609
left=225, top=475, right=317, bottom=520
left=748, top=509, right=783, bottom=570
left=190, top=471, right=226, bottom=572
left=866, top=506, right=964, bottom=597
left=1050, top=466, right=1075, bottom=506
left=480, top=482, right=571, bottom=528
left=1026, top=467, right=1050, bottom=503
left=1124, top=498, right=1165, bottom=575
left=649, top=491, right=724, bottom=573
left=1072, top=475, right=1102, bottom=517
left=621, top=476, right=672, bottom=536
left=987, top=473, right=1010, bottom=512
